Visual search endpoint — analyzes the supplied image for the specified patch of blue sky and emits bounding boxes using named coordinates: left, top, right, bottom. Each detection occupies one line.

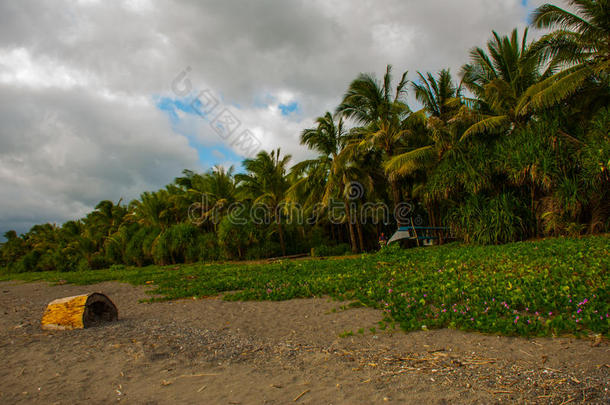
left=155, top=95, right=245, bottom=171
left=279, top=101, right=299, bottom=116
left=196, top=144, right=244, bottom=172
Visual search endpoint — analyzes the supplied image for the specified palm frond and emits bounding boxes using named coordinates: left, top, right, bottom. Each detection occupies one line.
left=384, top=145, right=436, bottom=177
left=517, top=64, right=591, bottom=114
left=460, top=115, right=511, bottom=141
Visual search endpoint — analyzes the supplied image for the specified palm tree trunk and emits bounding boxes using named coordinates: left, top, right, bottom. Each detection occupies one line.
left=344, top=199, right=358, bottom=253
left=354, top=202, right=365, bottom=251
left=356, top=219, right=365, bottom=252
left=427, top=201, right=443, bottom=245
left=390, top=179, right=403, bottom=226
left=277, top=223, right=286, bottom=256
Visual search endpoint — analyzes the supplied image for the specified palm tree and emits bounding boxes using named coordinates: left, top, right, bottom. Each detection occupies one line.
left=385, top=69, right=462, bottom=177
left=293, top=112, right=375, bottom=252
left=385, top=69, right=464, bottom=235
left=1, top=230, right=25, bottom=268
left=130, top=190, right=172, bottom=230
left=412, top=69, right=461, bottom=121
left=175, top=166, right=238, bottom=230
left=82, top=200, right=127, bottom=252
left=460, top=28, right=546, bottom=140
left=237, top=149, right=292, bottom=256
left=523, top=0, right=610, bottom=111
left=290, top=113, right=345, bottom=242
left=337, top=65, right=412, bottom=219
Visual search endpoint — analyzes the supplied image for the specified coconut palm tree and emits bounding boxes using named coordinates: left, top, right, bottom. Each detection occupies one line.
left=460, top=28, right=546, bottom=140
left=412, top=69, right=462, bottom=121
left=293, top=113, right=354, bottom=250
left=290, top=113, right=343, bottom=237
left=175, top=166, right=238, bottom=230
left=523, top=0, right=610, bottom=112
left=293, top=112, right=374, bottom=252
left=385, top=69, right=465, bottom=235
left=130, top=190, right=172, bottom=230
left=337, top=65, right=412, bottom=219
left=82, top=200, right=127, bottom=253
left=237, top=149, right=292, bottom=256
left=385, top=69, right=462, bottom=178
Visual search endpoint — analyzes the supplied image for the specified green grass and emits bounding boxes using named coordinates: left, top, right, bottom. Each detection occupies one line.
left=1, top=235, right=608, bottom=337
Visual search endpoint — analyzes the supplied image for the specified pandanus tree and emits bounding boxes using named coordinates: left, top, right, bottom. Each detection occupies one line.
left=523, top=0, right=610, bottom=112
left=336, top=65, right=411, bottom=221
left=237, top=149, right=291, bottom=256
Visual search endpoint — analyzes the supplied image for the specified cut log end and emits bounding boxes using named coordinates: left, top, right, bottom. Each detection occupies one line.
left=82, top=293, right=118, bottom=327
left=41, top=293, right=118, bottom=331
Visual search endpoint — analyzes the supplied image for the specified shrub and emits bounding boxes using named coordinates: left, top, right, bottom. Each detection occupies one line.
left=312, top=243, right=351, bottom=257
left=125, top=226, right=159, bottom=266
left=153, top=223, right=200, bottom=265
left=448, top=193, right=529, bottom=244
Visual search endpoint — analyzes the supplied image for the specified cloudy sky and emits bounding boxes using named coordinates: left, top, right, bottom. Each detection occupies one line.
left=0, top=0, right=554, bottom=236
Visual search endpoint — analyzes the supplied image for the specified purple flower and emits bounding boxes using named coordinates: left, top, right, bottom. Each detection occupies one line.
left=514, top=316, right=519, bottom=324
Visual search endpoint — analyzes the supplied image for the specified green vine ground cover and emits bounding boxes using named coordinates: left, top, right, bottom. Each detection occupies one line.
left=2, top=235, right=608, bottom=337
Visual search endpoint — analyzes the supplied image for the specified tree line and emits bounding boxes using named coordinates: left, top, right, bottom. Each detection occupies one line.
left=1, top=1, right=608, bottom=272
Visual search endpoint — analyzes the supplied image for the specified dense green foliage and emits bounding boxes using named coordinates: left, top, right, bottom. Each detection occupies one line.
left=0, top=1, right=608, bottom=271
left=2, top=235, right=608, bottom=337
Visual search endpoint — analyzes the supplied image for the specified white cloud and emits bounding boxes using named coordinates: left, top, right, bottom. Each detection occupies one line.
left=0, top=48, right=92, bottom=89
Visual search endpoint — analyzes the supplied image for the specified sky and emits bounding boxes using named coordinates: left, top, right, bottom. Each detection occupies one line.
left=0, top=0, right=557, bottom=237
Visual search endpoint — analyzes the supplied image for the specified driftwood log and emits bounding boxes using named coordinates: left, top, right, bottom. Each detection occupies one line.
left=41, top=293, right=118, bottom=331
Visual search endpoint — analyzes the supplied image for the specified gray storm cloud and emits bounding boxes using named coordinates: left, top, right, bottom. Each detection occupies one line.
left=0, top=0, right=553, bottom=235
